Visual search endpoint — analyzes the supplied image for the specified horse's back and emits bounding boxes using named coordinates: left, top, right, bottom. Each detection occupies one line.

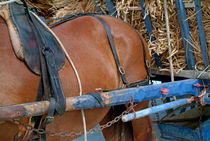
left=52, top=15, right=149, bottom=87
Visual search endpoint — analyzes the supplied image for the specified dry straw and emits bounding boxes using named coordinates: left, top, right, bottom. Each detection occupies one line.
left=28, top=0, right=209, bottom=71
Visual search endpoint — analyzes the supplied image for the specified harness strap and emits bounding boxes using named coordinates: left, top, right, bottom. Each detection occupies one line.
left=21, top=0, right=66, bottom=113
left=93, top=15, right=129, bottom=86
left=20, top=0, right=66, bottom=140
left=128, top=34, right=151, bottom=88
left=92, top=15, right=150, bottom=88
left=137, top=33, right=152, bottom=77
left=28, top=12, right=66, bottom=115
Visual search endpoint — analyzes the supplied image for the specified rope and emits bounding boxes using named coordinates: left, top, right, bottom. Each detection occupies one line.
left=164, top=0, right=174, bottom=82
left=164, top=0, right=176, bottom=101
left=30, top=12, right=88, bottom=141
left=197, top=65, right=210, bottom=79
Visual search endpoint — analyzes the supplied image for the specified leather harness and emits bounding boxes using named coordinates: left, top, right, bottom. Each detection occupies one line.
left=10, top=1, right=66, bottom=140
left=92, top=15, right=150, bottom=88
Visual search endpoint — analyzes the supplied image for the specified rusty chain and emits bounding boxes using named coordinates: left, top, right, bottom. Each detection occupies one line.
left=14, top=99, right=137, bottom=138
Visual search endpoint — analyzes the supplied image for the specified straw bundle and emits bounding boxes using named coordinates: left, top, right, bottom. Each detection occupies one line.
left=51, top=0, right=97, bottom=17
left=27, top=0, right=54, bottom=18
left=26, top=0, right=209, bottom=71
left=114, top=0, right=209, bottom=71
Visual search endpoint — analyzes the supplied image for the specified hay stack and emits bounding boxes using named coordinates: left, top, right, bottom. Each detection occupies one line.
left=114, top=0, right=209, bottom=71
left=27, top=0, right=209, bottom=71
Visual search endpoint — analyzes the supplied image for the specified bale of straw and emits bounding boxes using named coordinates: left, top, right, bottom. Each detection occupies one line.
left=28, top=0, right=54, bottom=18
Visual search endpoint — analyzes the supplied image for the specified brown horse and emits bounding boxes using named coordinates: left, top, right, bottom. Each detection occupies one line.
left=0, top=5, right=153, bottom=141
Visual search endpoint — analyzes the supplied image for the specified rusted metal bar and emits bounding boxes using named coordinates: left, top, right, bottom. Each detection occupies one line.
left=0, top=79, right=208, bottom=121
left=0, top=101, right=50, bottom=121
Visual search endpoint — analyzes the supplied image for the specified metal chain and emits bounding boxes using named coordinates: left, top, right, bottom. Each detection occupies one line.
left=14, top=101, right=137, bottom=138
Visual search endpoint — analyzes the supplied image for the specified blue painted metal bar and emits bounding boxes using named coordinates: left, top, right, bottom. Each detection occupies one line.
left=73, top=79, right=205, bottom=109
left=194, top=0, right=209, bottom=67
left=139, top=0, right=155, bottom=41
left=204, top=96, right=210, bottom=105
left=122, top=98, right=192, bottom=122
left=139, top=0, right=163, bottom=67
left=105, top=0, right=117, bottom=17
left=176, top=0, right=196, bottom=70
left=158, top=124, right=198, bottom=141
left=196, top=118, right=210, bottom=141
left=158, top=119, right=210, bottom=141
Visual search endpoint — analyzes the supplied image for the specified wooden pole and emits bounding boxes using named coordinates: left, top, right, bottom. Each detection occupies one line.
left=151, top=69, right=210, bottom=80
left=0, top=79, right=206, bottom=121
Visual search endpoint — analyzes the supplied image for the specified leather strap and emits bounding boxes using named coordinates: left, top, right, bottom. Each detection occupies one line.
left=28, top=15, right=66, bottom=114
left=20, top=0, right=66, bottom=140
left=92, top=15, right=150, bottom=88
left=137, top=34, right=151, bottom=75
left=93, top=15, right=129, bottom=86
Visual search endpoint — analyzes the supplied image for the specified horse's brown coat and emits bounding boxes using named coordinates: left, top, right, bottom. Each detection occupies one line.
left=0, top=14, right=153, bottom=141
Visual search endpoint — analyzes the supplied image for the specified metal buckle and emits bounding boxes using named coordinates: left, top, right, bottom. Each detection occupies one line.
left=46, top=116, right=54, bottom=123
left=145, top=60, right=150, bottom=68
left=118, top=66, right=125, bottom=75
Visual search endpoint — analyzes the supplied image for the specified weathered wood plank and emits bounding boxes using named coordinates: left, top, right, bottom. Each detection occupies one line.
left=151, top=69, right=210, bottom=80
left=127, top=3, right=198, bottom=11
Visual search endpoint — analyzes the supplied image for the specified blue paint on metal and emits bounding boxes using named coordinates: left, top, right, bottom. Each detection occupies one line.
left=176, top=0, right=196, bottom=70
left=105, top=0, right=117, bottom=17
left=122, top=99, right=189, bottom=122
left=194, top=0, right=209, bottom=67
left=157, top=119, right=210, bottom=141
left=139, top=0, right=163, bottom=67
left=71, top=94, right=104, bottom=110
left=196, top=119, right=210, bottom=141
left=107, top=79, right=203, bottom=106
left=204, top=96, right=210, bottom=105
left=94, top=0, right=103, bottom=14
left=158, top=124, right=198, bottom=141
left=70, top=79, right=207, bottom=110
left=139, top=0, right=155, bottom=42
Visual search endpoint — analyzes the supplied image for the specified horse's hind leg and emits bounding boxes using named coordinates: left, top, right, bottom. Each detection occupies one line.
left=100, top=105, right=134, bottom=141
left=0, top=122, right=19, bottom=141
left=131, top=101, right=155, bottom=141
left=100, top=103, right=155, bottom=141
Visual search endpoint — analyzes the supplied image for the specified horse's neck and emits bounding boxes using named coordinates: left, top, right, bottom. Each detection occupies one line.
left=0, top=5, right=24, bottom=60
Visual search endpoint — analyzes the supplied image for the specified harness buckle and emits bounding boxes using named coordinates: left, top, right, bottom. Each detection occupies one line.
left=46, top=116, right=54, bottom=123
left=119, top=66, right=125, bottom=75
left=42, top=47, right=54, bottom=55
left=145, top=60, right=150, bottom=68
